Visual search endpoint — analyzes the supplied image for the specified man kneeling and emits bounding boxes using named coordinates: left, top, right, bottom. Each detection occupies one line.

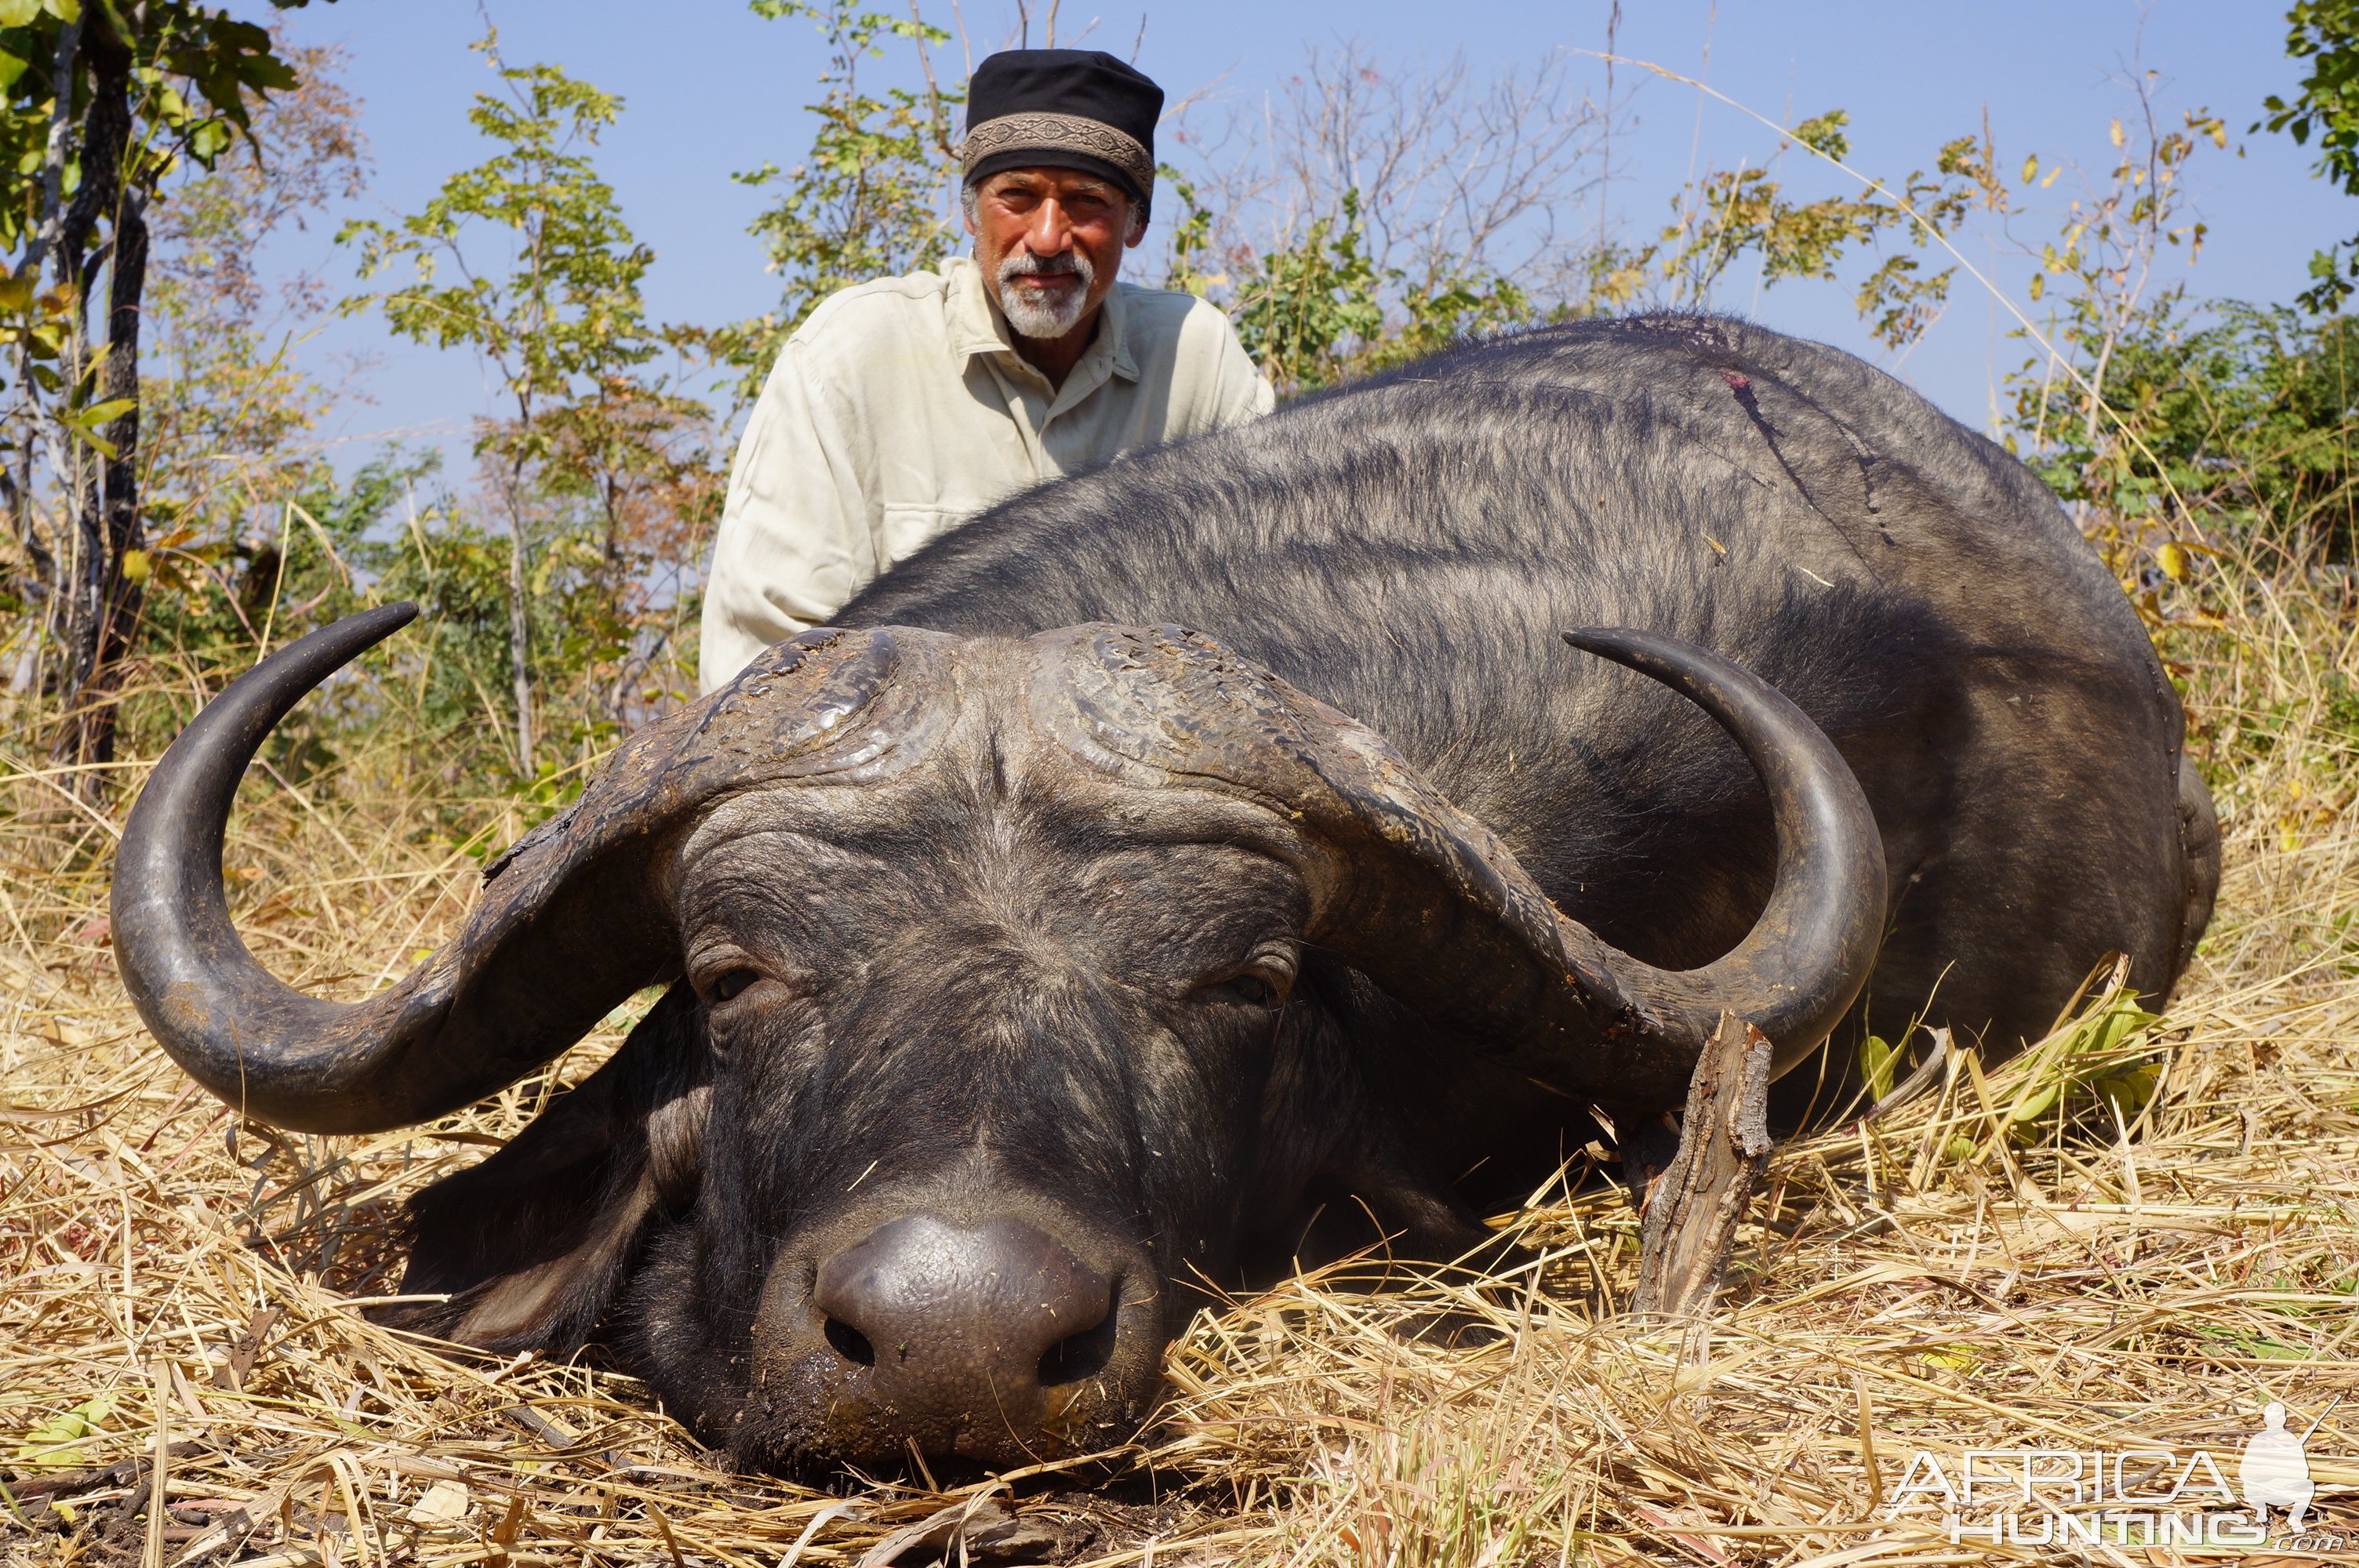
left=700, top=47, right=1274, bottom=691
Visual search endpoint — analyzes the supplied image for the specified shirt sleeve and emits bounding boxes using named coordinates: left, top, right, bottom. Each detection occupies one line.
left=697, top=342, right=871, bottom=693
left=1209, top=307, right=1277, bottom=424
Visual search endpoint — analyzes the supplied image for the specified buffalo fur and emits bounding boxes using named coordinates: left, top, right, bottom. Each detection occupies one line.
left=841, top=314, right=2215, bottom=1058
left=396, top=314, right=2215, bottom=1472
left=397, top=985, right=709, bottom=1349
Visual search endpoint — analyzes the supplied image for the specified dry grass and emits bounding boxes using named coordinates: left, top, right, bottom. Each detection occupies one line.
left=2, top=552, right=2354, bottom=1568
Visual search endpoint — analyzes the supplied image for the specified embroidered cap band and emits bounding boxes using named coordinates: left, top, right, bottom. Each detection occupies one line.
left=962, top=111, right=1154, bottom=205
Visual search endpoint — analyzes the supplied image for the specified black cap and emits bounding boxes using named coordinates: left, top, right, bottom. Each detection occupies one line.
left=962, top=49, right=1161, bottom=212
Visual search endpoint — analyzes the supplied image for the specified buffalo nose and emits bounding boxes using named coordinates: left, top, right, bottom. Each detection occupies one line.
left=812, top=1215, right=1117, bottom=1425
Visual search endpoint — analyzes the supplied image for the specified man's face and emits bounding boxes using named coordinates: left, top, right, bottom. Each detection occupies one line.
left=966, top=166, right=1144, bottom=341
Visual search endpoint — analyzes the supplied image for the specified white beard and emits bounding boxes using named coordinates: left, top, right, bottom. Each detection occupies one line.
left=994, top=249, right=1095, bottom=339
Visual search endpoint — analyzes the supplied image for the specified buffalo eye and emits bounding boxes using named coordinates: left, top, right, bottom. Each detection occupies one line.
left=1220, top=974, right=1281, bottom=1009
left=708, top=967, right=761, bottom=1003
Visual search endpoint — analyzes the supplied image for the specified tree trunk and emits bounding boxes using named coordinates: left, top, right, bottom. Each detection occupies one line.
left=49, top=15, right=141, bottom=772
left=506, top=497, right=535, bottom=777
left=8, top=14, right=79, bottom=689
left=57, top=187, right=150, bottom=768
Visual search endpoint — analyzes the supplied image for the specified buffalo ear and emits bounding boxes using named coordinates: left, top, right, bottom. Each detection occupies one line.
left=385, top=982, right=708, bottom=1352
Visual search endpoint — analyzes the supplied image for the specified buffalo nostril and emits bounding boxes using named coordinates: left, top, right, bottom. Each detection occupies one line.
left=812, top=1214, right=1114, bottom=1418
left=1038, top=1304, right=1119, bottom=1385
left=823, top=1316, right=877, bottom=1367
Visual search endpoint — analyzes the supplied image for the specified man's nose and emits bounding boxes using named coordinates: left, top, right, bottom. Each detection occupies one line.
left=1023, top=198, right=1075, bottom=253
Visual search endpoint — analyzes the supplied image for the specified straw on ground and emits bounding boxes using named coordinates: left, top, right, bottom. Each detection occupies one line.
left=2, top=545, right=2353, bottom=1566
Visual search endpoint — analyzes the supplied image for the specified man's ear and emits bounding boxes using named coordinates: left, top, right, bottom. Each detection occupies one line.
left=384, top=981, right=708, bottom=1353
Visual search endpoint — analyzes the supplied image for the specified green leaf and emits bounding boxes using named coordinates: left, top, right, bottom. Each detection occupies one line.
left=59, top=398, right=132, bottom=458
left=2001, top=985, right=2163, bottom=1139
left=1858, top=1034, right=1900, bottom=1102
left=2257, top=1, right=2359, bottom=313
left=0, top=0, right=40, bottom=21
left=2092, top=1060, right=2161, bottom=1120
left=71, top=397, right=136, bottom=426
left=188, top=118, right=232, bottom=164
left=15, top=1393, right=116, bottom=1467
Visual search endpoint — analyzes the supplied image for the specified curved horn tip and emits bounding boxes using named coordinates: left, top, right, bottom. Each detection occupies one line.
left=112, top=601, right=428, bottom=1133
left=246, top=601, right=421, bottom=678
left=333, top=600, right=421, bottom=646
left=1555, top=623, right=1888, bottom=1078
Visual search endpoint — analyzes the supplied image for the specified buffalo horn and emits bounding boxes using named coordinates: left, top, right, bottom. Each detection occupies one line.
left=1558, top=627, right=1888, bottom=1077
left=1037, top=623, right=1885, bottom=1107
left=113, top=608, right=940, bottom=1135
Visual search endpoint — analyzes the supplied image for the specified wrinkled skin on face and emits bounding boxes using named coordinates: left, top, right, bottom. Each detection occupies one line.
left=964, top=165, right=1146, bottom=386
left=398, top=641, right=1490, bottom=1477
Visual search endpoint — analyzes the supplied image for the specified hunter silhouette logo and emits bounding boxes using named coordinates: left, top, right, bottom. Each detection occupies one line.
left=2238, top=1402, right=2316, bottom=1534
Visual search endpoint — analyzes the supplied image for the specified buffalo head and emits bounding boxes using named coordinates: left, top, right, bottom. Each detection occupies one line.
left=112, top=604, right=1883, bottom=1475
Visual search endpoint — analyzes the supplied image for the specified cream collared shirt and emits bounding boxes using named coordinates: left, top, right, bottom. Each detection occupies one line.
left=697, top=255, right=1274, bottom=691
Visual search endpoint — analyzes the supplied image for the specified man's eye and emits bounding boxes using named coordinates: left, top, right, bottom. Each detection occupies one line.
left=710, top=968, right=761, bottom=1003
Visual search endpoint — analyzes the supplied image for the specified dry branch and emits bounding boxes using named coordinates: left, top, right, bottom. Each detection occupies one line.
left=1630, top=1009, right=1774, bottom=1319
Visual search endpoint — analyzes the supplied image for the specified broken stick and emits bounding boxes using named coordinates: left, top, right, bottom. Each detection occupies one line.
left=1630, top=1010, right=1774, bottom=1319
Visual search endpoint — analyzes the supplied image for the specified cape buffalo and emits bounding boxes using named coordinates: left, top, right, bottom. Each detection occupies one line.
left=113, top=314, right=2217, bottom=1477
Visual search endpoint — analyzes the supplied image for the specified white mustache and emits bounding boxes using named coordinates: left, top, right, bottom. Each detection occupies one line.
left=998, top=249, right=1092, bottom=285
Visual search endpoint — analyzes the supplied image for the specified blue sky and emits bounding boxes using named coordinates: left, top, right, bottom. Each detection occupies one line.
left=259, top=1, right=2338, bottom=469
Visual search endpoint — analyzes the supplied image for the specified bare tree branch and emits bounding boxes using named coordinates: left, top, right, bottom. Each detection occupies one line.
left=1165, top=43, right=1609, bottom=305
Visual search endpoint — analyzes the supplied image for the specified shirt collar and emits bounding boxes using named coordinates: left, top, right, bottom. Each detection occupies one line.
left=947, top=253, right=1141, bottom=387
